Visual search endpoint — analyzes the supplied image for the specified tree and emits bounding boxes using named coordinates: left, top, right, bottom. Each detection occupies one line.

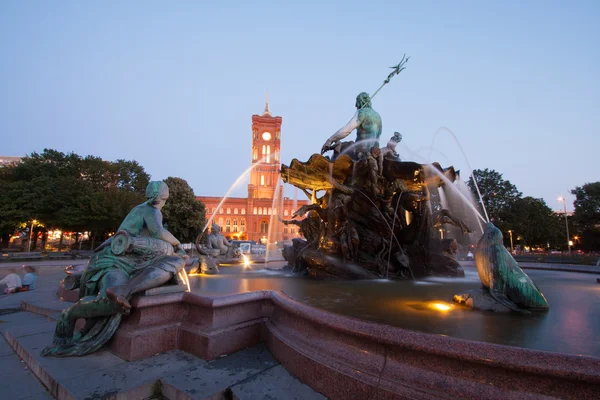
left=468, top=169, right=522, bottom=230
left=161, top=177, right=206, bottom=243
left=0, top=149, right=151, bottom=249
left=571, top=182, right=600, bottom=251
left=504, top=197, right=562, bottom=249
left=0, top=166, right=25, bottom=247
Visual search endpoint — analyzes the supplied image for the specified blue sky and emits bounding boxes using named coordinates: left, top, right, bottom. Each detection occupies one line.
left=1, top=1, right=598, bottom=211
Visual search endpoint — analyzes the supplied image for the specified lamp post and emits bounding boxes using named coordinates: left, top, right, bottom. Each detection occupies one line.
left=557, top=197, right=571, bottom=255
left=508, top=230, right=514, bottom=253
left=27, top=219, right=37, bottom=252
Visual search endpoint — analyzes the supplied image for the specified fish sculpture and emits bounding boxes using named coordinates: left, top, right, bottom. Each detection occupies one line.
left=475, top=223, right=549, bottom=312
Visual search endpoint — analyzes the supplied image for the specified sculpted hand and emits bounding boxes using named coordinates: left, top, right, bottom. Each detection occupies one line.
left=321, top=139, right=334, bottom=155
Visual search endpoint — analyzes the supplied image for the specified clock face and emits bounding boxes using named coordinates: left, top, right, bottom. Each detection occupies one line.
left=262, top=132, right=271, bottom=141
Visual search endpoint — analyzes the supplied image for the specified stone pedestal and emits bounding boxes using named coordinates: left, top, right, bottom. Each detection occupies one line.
left=453, top=288, right=512, bottom=312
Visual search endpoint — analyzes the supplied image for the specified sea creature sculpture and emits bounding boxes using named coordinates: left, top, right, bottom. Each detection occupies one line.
left=475, top=222, right=549, bottom=312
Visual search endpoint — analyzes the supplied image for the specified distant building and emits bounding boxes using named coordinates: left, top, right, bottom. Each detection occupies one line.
left=196, top=98, right=309, bottom=244
left=554, top=210, right=574, bottom=217
left=0, top=156, right=22, bottom=167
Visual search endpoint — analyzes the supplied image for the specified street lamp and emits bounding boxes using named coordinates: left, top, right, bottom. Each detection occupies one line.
left=557, top=196, right=571, bottom=255
left=508, top=230, right=514, bottom=253
left=27, top=219, right=37, bottom=252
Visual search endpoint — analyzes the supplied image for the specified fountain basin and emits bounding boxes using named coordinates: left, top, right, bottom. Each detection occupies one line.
left=105, top=264, right=600, bottom=399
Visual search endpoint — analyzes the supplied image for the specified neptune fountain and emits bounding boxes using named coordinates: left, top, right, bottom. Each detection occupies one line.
left=280, top=55, right=549, bottom=314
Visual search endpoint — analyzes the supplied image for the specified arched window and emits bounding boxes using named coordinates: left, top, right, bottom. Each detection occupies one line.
left=240, top=218, right=246, bottom=230
left=267, top=175, right=271, bottom=186
left=258, top=207, right=263, bottom=215
left=284, top=209, right=289, bottom=216
left=260, top=221, right=268, bottom=234
left=268, top=207, right=272, bottom=215
left=260, top=175, right=265, bottom=186
left=220, top=208, right=224, bottom=214
left=266, top=145, right=271, bottom=163
left=234, top=208, right=238, bottom=214
left=225, top=218, right=231, bottom=232
left=233, top=219, right=238, bottom=232
left=227, top=208, right=231, bottom=214
left=253, top=207, right=257, bottom=214
left=291, top=226, right=295, bottom=234
left=218, top=217, right=224, bottom=227
left=253, top=147, right=257, bottom=161
left=211, top=208, right=216, bottom=213
left=262, top=145, right=266, bottom=155
left=241, top=208, right=246, bottom=214
left=284, top=226, right=289, bottom=234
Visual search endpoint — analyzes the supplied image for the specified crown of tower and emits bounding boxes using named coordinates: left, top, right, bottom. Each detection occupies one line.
left=263, top=90, right=271, bottom=116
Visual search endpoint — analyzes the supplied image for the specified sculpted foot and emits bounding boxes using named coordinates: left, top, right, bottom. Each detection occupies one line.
left=106, top=286, right=132, bottom=313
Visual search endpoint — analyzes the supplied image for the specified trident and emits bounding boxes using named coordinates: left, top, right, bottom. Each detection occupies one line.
left=369, top=54, right=409, bottom=101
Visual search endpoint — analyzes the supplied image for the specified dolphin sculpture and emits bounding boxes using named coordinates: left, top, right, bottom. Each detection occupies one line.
left=475, top=223, right=549, bottom=312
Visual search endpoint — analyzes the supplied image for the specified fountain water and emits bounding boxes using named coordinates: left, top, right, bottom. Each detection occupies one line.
left=265, top=177, right=284, bottom=262
left=201, top=158, right=267, bottom=235
left=429, top=127, right=490, bottom=222
left=426, top=165, right=487, bottom=229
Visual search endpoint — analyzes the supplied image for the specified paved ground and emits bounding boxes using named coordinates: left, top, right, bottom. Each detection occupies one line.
left=0, top=259, right=84, bottom=270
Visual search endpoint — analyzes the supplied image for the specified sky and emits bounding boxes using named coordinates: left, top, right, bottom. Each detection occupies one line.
left=1, top=1, right=598, bottom=212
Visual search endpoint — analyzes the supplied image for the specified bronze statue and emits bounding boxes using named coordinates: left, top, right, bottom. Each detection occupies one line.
left=380, top=131, right=402, bottom=162
left=42, top=181, right=189, bottom=357
left=206, top=223, right=236, bottom=258
left=321, top=92, right=383, bottom=159
left=281, top=80, right=475, bottom=279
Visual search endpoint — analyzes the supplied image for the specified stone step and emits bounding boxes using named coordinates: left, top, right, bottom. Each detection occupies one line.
left=2, top=312, right=326, bottom=399
left=0, top=336, right=53, bottom=400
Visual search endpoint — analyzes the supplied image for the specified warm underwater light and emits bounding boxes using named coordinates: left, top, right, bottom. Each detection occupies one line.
left=430, top=302, right=452, bottom=312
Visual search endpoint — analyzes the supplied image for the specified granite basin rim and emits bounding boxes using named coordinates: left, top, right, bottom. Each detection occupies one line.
left=127, top=288, right=600, bottom=383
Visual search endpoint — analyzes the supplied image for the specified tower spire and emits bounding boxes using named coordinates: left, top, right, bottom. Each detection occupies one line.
left=263, top=90, right=271, bottom=116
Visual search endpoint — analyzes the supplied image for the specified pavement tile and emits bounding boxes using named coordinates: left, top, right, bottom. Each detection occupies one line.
left=62, top=350, right=207, bottom=400
left=12, top=330, right=126, bottom=382
left=0, top=353, right=52, bottom=400
left=162, top=344, right=278, bottom=399
left=0, top=334, right=15, bottom=356
left=19, top=392, right=54, bottom=400
left=0, top=312, right=56, bottom=338
left=231, top=364, right=327, bottom=400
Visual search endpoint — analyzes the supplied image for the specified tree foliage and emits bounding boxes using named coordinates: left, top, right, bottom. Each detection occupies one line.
left=503, top=197, right=562, bottom=248
left=468, top=168, right=522, bottom=231
left=571, top=182, right=600, bottom=251
left=0, top=149, right=150, bottom=245
left=161, top=177, right=206, bottom=243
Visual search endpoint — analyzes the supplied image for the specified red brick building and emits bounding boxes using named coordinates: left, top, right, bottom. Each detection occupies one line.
left=197, top=99, right=308, bottom=244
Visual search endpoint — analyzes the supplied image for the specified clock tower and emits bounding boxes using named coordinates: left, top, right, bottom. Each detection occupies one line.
left=248, top=93, right=282, bottom=200
left=196, top=94, right=308, bottom=243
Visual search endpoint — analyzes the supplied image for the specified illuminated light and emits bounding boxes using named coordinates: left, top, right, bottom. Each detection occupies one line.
left=241, top=253, right=252, bottom=270
left=430, top=302, right=452, bottom=312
